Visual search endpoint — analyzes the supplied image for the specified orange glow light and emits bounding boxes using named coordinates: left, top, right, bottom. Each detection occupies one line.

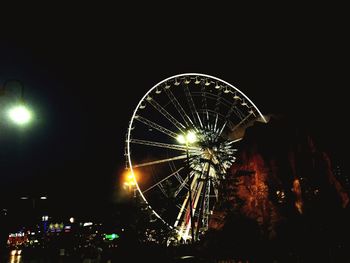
left=122, top=169, right=138, bottom=188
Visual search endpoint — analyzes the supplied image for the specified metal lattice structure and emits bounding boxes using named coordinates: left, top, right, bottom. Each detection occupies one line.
left=125, top=73, right=266, bottom=242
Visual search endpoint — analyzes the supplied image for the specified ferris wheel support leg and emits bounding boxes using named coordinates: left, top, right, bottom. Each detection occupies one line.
left=176, top=172, right=200, bottom=241
left=183, top=180, right=204, bottom=241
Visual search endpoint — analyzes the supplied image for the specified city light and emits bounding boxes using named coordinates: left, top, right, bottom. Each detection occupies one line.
left=69, top=217, right=75, bottom=223
left=105, top=233, right=119, bottom=240
left=186, top=131, right=197, bottom=144
left=122, top=170, right=138, bottom=190
left=7, top=105, right=32, bottom=125
left=126, top=172, right=135, bottom=183
left=176, top=134, right=186, bottom=144
left=176, top=131, right=197, bottom=144
left=40, top=196, right=47, bottom=200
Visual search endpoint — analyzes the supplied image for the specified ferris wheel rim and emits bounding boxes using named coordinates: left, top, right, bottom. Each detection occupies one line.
left=126, top=73, right=267, bottom=231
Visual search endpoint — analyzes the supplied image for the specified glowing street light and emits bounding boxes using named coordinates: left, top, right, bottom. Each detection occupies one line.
left=1, top=80, right=34, bottom=126
left=8, top=105, right=32, bottom=125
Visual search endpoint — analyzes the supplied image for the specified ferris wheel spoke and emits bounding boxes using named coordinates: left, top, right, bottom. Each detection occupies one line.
left=130, top=138, right=200, bottom=152
left=214, top=114, right=219, bottom=132
left=183, top=84, right=203, bottom=129
left=146, top=96, right=186, bottom=133
left=194, top=186, right=205, bottom=234
left=214, top=87, right=223, bottom=114
left=213, top=86, right=223, bottom=132
left=174, top=172, right=184, bottom=184
left=174, top=169, right=201, bottom=226
left=174, top=197, right=189, bottom=233
left=163, top=87, right=195, bottom=129
left=158, top=183, right=168, bottom=197
left=193, top=91, right=232, bottom=109
left=174, top=172, right=198, bottom=229
left=187, top=163, right=210, bottom=225
left=217, top=121, right=227, bottom=138
left=169, top=161, right=187, bottom=185
left=176, top=195, right=194, bottom=238
left=181, top=177, right=204, bottom=240
left=142, top=167, right=185, bottom=194
left=174, top=173, right=191, bottom=198
left=200, top=83, right=209, bottom=127
left=225, top=101, right=240, bottom=121
left=196, top=180, right=211, bottom=234
left=134, top=115, right=178, bottom=139
left=195, top=178, right=210, bottom=239
left=230, top=112, right=253, bottom=132
left=191, top=179, right=205, bottom=222
left=192, top=175, right=204, bottom=212
left=173, top=163, right=201, bottom=198
left=227, top=137, right=243, bottom=144
left=232, top=106, right=246, bottom=121
left=132, top=155, right=187, bottom=168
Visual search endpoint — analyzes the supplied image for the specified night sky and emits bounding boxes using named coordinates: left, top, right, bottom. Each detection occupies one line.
left=0, top=10, right=348, bottom=217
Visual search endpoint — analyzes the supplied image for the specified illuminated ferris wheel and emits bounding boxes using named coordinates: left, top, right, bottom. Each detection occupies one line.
left=125, top=73, right=266, bottom=242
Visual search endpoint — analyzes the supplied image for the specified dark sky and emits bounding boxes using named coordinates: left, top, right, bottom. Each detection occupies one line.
left=0, top=9, right=348, bottom=216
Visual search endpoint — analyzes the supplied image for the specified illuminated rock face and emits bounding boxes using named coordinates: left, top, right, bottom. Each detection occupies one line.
left=209, top=118, right=349, bottom=239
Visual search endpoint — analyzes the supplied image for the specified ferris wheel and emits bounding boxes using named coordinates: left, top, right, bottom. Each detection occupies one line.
left=125, top=73, right=266, bottom=242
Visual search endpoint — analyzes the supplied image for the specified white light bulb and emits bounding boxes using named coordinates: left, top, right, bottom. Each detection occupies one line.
left=8, top=105, right=32, bottom=125
left=186, top=132, right=197, bottom=144
left=176, top=134, right=186, bottom=144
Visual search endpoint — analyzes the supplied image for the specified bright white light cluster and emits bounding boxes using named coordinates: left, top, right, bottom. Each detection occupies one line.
left=8, top=105, right=32, bottom=125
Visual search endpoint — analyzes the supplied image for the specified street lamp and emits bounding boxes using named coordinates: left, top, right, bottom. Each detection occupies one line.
left=176, top=131, right=198, bottom=243
left=8, top=105, right=32, bottom=125
left=1, top=79, right=33, bottom=126
left=20, top=196, right=48, bottom=209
